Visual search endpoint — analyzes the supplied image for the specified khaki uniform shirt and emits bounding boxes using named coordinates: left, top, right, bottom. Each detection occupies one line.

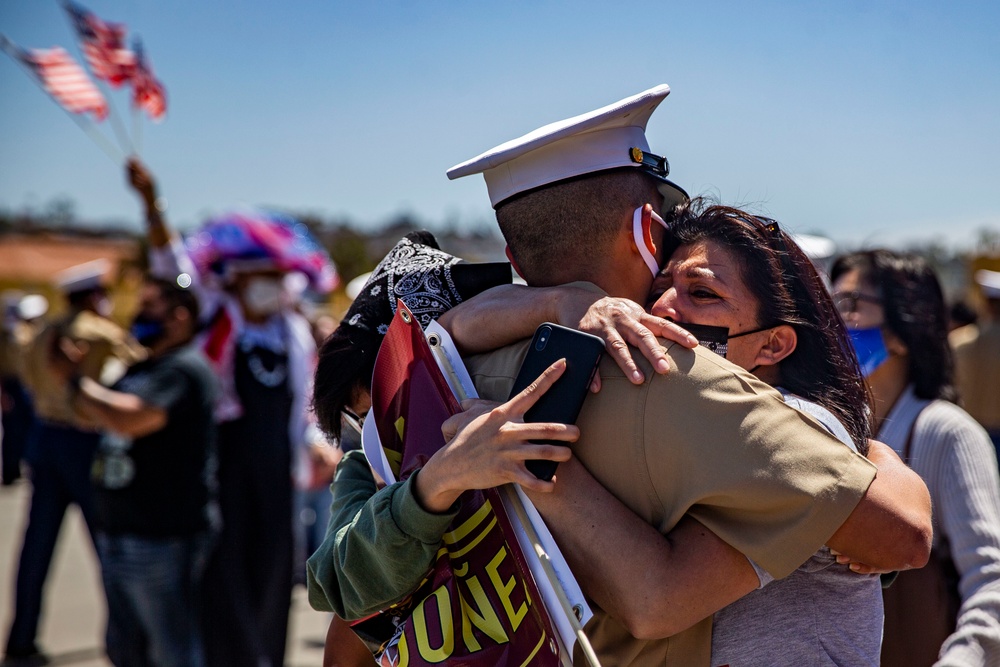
left=22, top=310, right=146, bottom=429
left=953, top=320, right=1000, bottom=431
left=466, top=338, right=876, bottom=667
left=0, top=322, right=35, bottom=380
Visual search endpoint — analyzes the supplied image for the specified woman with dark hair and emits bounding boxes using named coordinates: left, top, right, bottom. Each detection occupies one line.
left=655, top=204, right=872, bottom=448
left=635, top=204, right=882, bottom=663
left=831, top=250, right=1000, bottom=667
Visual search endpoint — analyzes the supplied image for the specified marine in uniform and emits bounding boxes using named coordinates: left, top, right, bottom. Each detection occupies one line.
left=0, top=293, right=47, bottom=486
left=953, top=269, right=1000, bottom=452
left=447, top=85, right=895, bottom=666
left=5, top=260, right=145, bottom=662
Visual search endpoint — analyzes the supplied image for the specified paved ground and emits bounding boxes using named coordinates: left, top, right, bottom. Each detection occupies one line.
left=0, top=479, right=329, bottom=666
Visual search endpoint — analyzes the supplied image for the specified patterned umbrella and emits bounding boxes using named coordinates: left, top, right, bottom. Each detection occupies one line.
left=184, top=210, right=338, bottom=293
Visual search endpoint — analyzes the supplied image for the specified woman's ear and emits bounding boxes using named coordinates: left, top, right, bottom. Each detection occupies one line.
left=882, top=329, right=909, bottom=356
left=752, top=324, right=798, bottom=368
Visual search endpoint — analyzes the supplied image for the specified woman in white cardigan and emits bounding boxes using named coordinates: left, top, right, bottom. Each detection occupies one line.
left=832, top=249, right=1000, bottom=667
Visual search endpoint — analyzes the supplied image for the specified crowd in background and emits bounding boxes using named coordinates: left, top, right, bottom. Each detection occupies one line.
left=1, top=159, right=341, bottom=667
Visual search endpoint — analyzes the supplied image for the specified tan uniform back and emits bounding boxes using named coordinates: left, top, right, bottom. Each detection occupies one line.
left=22, top=310, right=146, bottom=429
left=953, top=320, right=1000, bottom=431
left=467, top=339, right=876, bottom=667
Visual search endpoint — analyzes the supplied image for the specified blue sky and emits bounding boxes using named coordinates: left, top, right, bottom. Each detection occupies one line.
left=1, top=1, right=998, bottom=249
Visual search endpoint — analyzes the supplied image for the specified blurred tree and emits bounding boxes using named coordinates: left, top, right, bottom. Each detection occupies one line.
left=44, top=196, right=76, bottom=228
left=977, top=227, right=1000, bottom=255
left=320, top=224, right=374, bottom=284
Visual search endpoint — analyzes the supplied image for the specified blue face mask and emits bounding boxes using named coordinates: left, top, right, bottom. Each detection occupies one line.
left=130, top=315, right=165, bottom=347
left=848, top=327, right=889, bottom=377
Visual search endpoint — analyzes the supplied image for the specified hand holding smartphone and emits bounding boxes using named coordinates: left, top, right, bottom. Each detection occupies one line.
left=508, top=323, right=604, bottom=480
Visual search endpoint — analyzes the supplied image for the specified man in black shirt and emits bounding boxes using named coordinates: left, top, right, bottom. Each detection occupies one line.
left=54, top=276, right=219, bottom=667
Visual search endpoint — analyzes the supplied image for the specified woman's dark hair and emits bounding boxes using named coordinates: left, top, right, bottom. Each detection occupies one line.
left=664, top=201, right=873, bottom=451
left=830, top=249, right=957, bottom=403
left=313, top=327, right=377, bottom=442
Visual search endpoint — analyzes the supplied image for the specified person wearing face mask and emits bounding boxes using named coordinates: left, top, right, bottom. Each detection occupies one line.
left=127, top=159, right=335, bottom=667
left=831, top=250, right=1000, bottom=667
left=46, top=276, right=219, bottom=667
left=5, top=260, right=146, bottom=664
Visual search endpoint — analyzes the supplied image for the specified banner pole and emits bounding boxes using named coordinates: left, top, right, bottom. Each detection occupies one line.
left=132, top=103, right=142, bottom=156
left=428, top=335, right=603, bottom=667
left=501, top=485, right=603, bottom=667
left=100, top=81, right=135, bottom=155
left=68, top=111, right=126, bottom=163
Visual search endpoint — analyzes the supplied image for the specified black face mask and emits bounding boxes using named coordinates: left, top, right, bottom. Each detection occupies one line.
left=673, top=321, right=774, bottom=360
left=130, top=313, right=166, bottom=347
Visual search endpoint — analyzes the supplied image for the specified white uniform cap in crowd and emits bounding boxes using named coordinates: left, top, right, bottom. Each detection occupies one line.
left=17, top=294, right=49, bottom=321
left=447, top=84, right=688, bottom=209
left=54, top=258, right=111, bottom=294
left=975, top=269, right=1000, bottom=300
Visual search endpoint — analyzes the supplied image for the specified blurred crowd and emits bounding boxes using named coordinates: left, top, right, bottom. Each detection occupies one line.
left=1, top=160, right=341, bottom=667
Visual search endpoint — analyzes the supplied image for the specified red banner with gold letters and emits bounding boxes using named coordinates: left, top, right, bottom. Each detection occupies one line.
left=370, top=301, right=561, bottom=666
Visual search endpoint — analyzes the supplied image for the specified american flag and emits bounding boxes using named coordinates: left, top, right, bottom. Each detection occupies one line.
left=12, top=44, right=108, bottom=120
left=132, top=38, right=166, bottom=121
left=63, top=1, right=135, bottom=87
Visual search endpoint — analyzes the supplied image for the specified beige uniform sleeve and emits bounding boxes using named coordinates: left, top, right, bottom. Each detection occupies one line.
left=68, top=311, right=147, bottom=379
left=644, top=344, right=876, bottom=578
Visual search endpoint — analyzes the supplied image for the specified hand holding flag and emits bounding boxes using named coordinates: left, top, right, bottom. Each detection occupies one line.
left=2, top=2, right=166, bottom=163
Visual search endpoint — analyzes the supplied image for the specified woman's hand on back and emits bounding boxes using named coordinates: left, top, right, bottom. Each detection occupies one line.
left=553, top=286, right=697, bottom=390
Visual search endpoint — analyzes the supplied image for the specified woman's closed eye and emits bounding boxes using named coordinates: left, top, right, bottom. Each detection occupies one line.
left=689, top=286, right=722, bottom=301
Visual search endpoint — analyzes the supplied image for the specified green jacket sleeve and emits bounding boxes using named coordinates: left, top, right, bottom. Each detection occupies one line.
left=306, top=450, right=459, bottom=620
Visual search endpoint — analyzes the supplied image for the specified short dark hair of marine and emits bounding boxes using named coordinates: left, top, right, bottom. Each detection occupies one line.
left=448, top=84, right=688, bottom=300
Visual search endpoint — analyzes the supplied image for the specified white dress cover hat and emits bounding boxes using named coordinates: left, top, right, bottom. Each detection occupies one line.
left=54, top=258, right=111, bottom=294
left=447, top=84, right=688, bottom=210
left=975, top=269, right=1000, bottom=300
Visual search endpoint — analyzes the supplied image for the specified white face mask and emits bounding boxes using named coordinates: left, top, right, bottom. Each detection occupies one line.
left=632, top=205, right=668, bottom=277
left=242, top=277, right=284, bottom=316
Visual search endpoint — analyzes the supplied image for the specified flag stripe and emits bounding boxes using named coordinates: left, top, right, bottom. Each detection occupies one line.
left=24, top=47, right=108, bottom=120
left=132, top=39, right=166, bottom=120
left=65, top=2, right=135, bottom=87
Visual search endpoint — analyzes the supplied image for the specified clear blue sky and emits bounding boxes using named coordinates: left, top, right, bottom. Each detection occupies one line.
left=2, top=1, right=998, bottom=249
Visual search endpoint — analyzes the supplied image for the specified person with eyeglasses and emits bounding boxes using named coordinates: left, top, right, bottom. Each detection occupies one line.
left=831, top=250, right=1000, bottom=667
